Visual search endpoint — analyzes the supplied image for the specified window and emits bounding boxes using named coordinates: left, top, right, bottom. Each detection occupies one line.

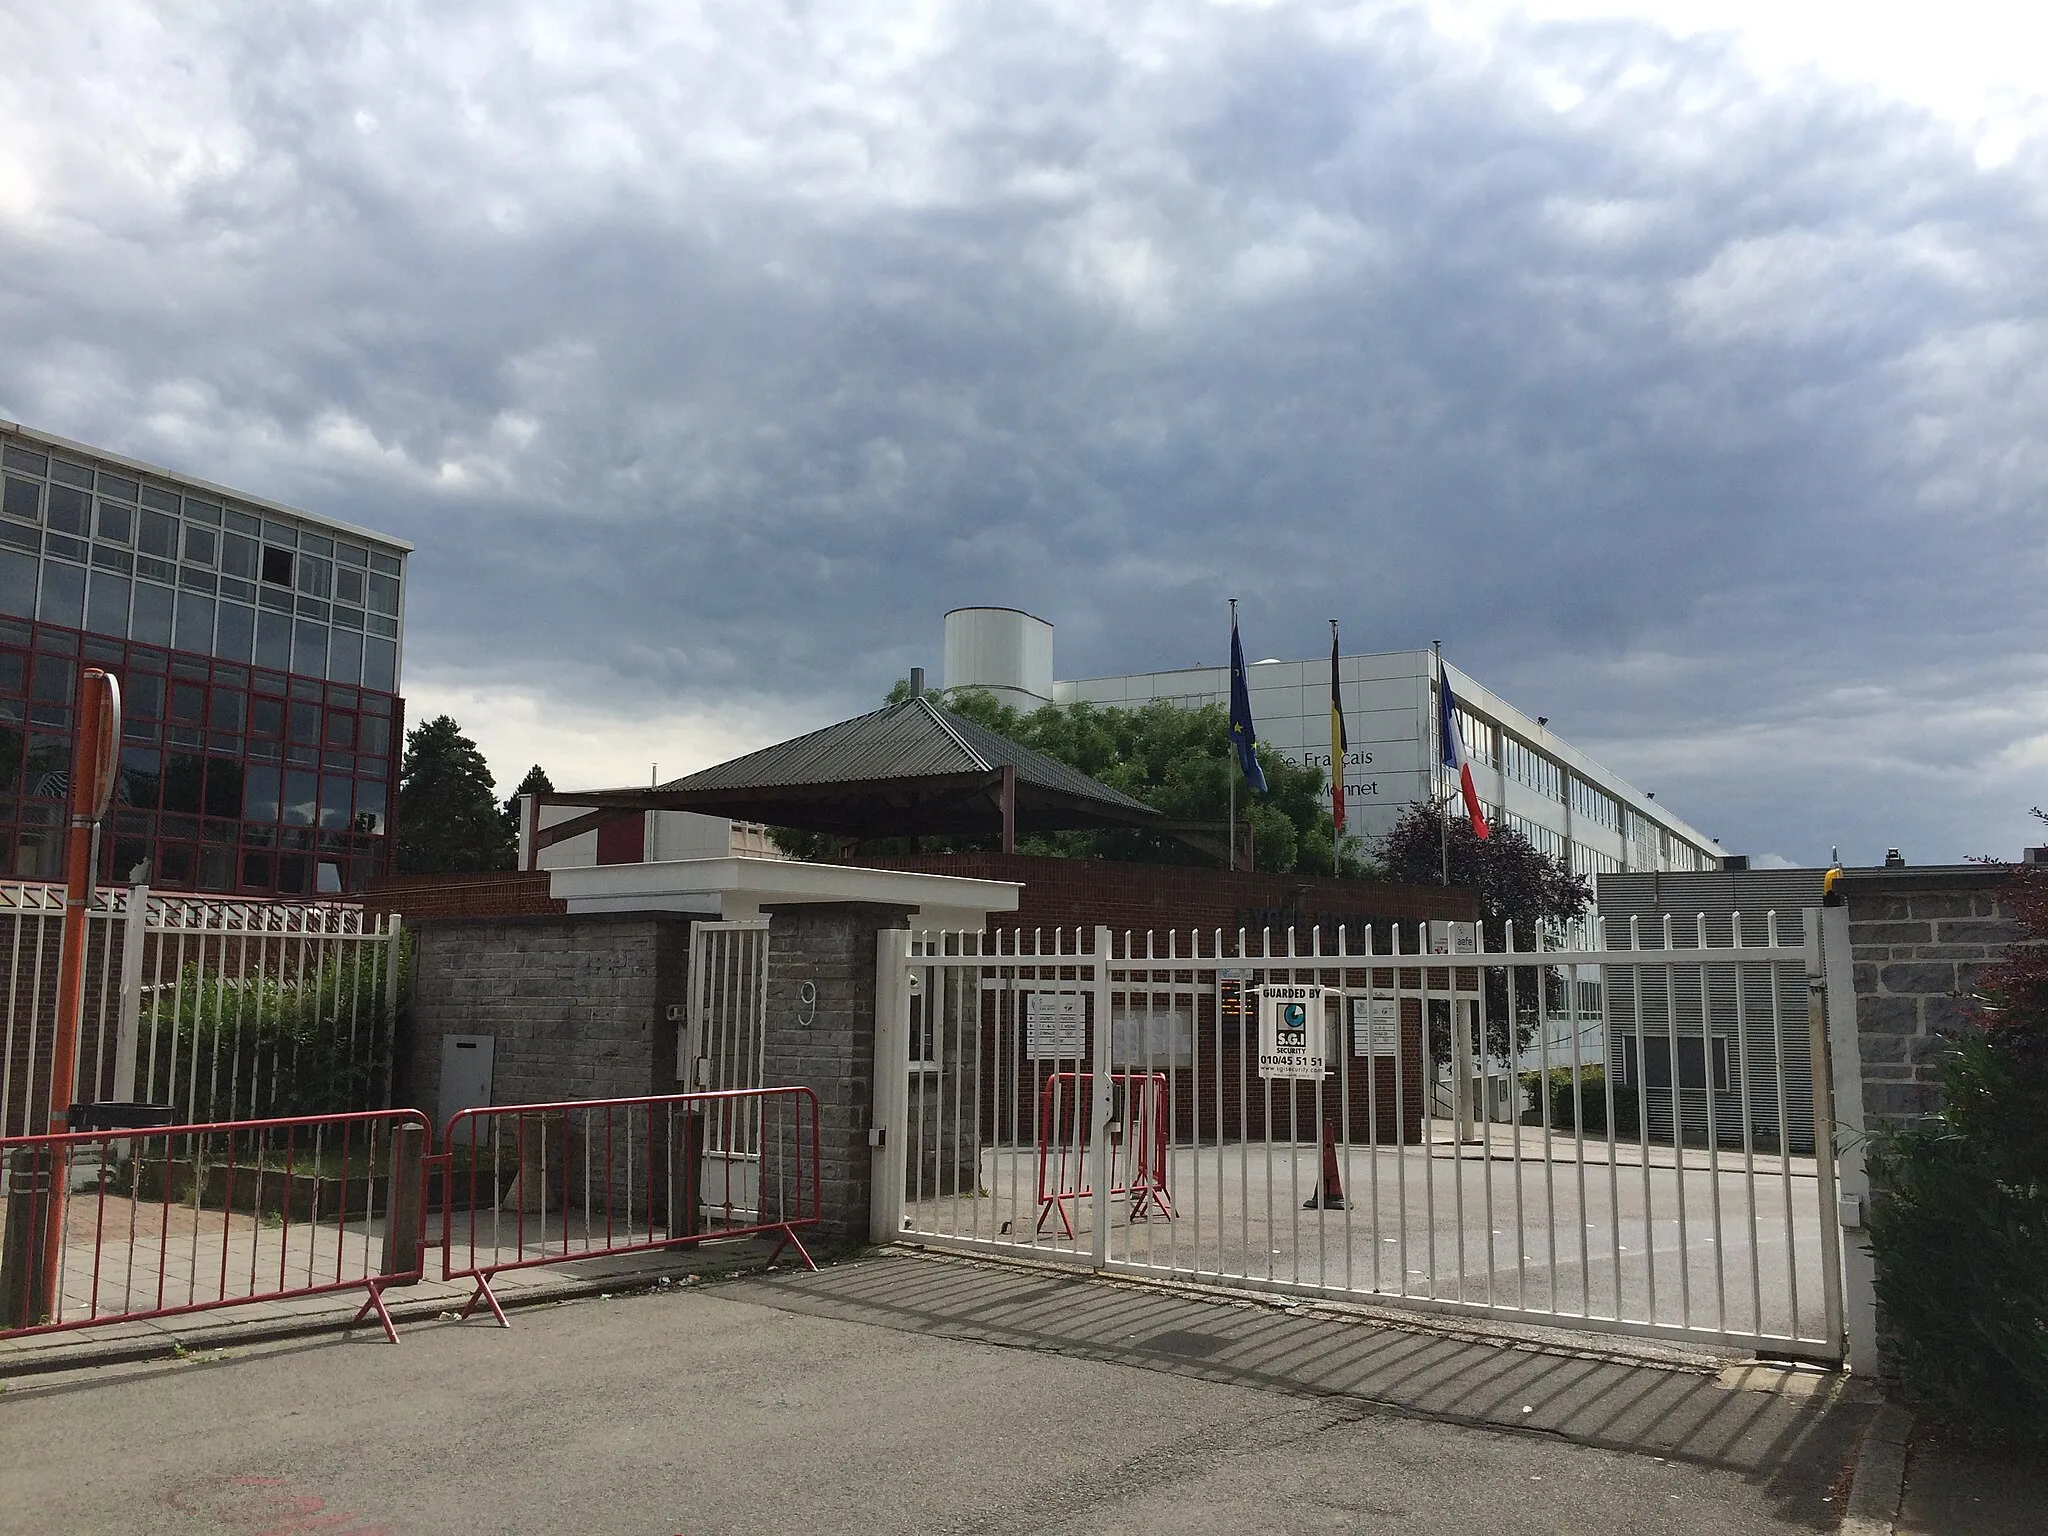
left=3, top=478, right=40, bottom=523
left=1619, top=1035, right=1733, bottom=1092
left=96, top=471, right=138, bottom=502
left=366, top=572, right=399, bottom=616
left=46, top=485, right=89, bottom=536
left=221, top=533, right=257, bottom=579
left=334, top=566, right=366, bottom=607
left=296, top=555, right=331, bottom=599
left=96, top=502, right=133, bottom=545
left=183, top=525, right=216, bottom=566
left=260, top=547, right=294, bottom=587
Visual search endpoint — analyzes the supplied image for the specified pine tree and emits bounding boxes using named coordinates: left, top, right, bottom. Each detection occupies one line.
left=395, top=716, right=514, bottom=873
left=501, top=764, right=555, bottom=850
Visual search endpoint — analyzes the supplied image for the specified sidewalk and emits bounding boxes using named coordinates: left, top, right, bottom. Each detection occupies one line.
left=0, top=1228, right=789, bottom=1376
left=1895, top=1425, right=2048, bottom=1535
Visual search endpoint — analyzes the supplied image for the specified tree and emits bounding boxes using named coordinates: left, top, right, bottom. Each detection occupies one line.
left=500, top=763, right=555, bottom=848
left=395, top=716, right=514, bottom=874
left=776, top=684, right=1380, bottom=877
left=1376, top=800, right=1594, bottom=1061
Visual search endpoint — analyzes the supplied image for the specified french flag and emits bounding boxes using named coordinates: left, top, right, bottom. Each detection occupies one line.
left=1438, top=670, right=1491, bottom=840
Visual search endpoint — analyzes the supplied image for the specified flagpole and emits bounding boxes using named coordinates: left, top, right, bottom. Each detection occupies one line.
left=1434, top=638, right=1449, bottom=887
left=1228, top=598, right=1237, bottom=872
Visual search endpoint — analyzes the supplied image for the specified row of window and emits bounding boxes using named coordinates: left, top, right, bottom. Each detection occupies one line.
left=1572, top=844, right=1623, bottom=877
left=0, top=615, right=399, bottom=897
left=5, top=814, right=380, bottom=895
left=1571, top=776, right=1620, bottom=830
left=1500, top=810, right=1565, bottom=862
left=0, top=550, right=399, bottom=691
left=1502, top=734, right=1562, bottom=801
left=0, top=438, right=401, bottom=576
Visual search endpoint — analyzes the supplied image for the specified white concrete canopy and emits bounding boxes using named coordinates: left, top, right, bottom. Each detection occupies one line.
left=548, top=855, right=1020, bottom=928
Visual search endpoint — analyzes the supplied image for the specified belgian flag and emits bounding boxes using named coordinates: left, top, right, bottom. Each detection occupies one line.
left=1329, top=620, right=1348, bottom=834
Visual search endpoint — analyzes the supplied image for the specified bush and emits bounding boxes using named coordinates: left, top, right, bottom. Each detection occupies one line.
left=1866, top=852, right=2048, bottom=1447
left=1520, top=1065, right=1640, bottom=1138
left=139, top=941, right=409, bottom=1123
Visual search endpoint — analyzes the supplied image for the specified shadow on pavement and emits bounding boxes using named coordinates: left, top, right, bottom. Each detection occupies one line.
left=738, top=1250, right=1872, bottom=1530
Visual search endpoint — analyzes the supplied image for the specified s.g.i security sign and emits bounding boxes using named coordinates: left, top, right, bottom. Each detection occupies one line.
left=1258, top=984, right=1327, bottom=1081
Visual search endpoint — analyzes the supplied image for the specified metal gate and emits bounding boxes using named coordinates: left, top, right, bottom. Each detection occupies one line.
left=877, top=914, right=1845, bottom=1362
left=682, top=919, right=769, bottom=1216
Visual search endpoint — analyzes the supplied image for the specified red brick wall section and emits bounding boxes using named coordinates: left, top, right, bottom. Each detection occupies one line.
left=363, top=871, right=565, bottom=921
left=858, top=852, right=1479, bottom=948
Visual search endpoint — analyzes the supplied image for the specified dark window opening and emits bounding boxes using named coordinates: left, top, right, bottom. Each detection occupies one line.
left=260, top=547, right=294, bottom=586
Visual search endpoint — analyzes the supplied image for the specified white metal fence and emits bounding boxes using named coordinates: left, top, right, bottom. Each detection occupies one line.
left=876, top=914, right=1844, bottom=1362
left=1, top=882, right=404, bottom=1137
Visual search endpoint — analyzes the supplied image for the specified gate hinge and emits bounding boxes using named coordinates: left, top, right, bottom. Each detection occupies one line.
left=867, top=1126, right=886, bottom=1148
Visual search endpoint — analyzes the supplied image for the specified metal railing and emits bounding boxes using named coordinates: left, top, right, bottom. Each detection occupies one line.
left=0, top=1108, right=430, bottom=1345
left=439, top=1087, right=821, bottom=1327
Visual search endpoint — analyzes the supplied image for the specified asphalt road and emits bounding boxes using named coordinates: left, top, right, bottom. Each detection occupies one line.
left=0, top=1255, right=1863, bottom=1536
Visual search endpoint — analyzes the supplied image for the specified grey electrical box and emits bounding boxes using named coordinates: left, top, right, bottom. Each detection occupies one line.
left=439, top=1034, right=494, bottom=1133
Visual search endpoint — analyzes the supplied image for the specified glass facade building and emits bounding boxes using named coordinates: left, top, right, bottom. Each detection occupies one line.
left=0, top=423, right=409, bottom=896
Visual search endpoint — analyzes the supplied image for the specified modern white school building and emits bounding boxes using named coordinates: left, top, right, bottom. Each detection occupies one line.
left=942, top=606, right=1727, bottom=882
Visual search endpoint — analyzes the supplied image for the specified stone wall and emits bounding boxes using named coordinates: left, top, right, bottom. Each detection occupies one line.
left=756, top=903, right=911, bottom=1246
left=1838, top=867, right=2023, bottom=1132
left=1835, top=864, right=2039, bottom=1381
left=399, top=914, right=689, bottom=1127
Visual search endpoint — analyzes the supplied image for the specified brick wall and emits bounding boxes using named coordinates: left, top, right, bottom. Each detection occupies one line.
left=400, top=914, right=688, bottom=1128
left=365, top=870, right=564, bottom=922
left=855, top=853, right=1478, bottom=944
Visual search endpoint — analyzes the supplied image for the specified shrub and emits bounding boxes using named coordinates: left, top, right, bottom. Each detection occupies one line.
left=1866, top=850, right=2048, bottom=1447
left=138, top=941, right=409, bottom=1123
left=1520, top=1065, right=1640, bottom=1138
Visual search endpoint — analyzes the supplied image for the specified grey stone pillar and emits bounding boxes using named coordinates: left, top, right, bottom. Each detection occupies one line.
left=757, top=903, right=912, bottom=1247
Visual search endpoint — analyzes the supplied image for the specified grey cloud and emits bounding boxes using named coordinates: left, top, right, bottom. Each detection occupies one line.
left=2, top=2, right=2045, bottom=862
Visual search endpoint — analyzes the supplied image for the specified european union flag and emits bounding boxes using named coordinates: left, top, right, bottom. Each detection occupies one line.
left=1229, top=612, right=1268, bottom=795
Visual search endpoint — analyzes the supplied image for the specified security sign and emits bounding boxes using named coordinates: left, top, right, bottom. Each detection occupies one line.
left=1258, top=984, right=1327, bottom=1081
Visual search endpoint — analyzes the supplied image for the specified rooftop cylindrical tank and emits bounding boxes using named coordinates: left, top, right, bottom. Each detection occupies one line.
left=942, top=607, right=1054, bottom=710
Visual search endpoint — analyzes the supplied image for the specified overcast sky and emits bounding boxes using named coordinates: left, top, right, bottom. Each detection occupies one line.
left=3, top=1, right=2044, bottom=866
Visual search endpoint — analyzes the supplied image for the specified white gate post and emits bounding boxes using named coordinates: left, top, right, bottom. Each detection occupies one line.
left=110, top=883, right=148, bottom=1105
left=1089, top=926, right=1115, bottom=1268
left=870, top=926, right=912, bottom=1245
left=1820, top=904, right=1880, bottom=1376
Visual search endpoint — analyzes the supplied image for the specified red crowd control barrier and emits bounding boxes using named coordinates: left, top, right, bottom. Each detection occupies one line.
left=1036, top=1072, right=1175, bottom=1238
left=439, top=1087, right=820, bottom=1326
left=0, top=1109, right=431, bottom=1345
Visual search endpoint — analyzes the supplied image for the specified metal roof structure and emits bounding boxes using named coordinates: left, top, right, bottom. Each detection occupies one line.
left=531, top=695, right=1159, bottom=854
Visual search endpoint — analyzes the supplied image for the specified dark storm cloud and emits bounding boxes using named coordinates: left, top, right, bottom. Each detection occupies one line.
left=1, top=2, right=2043, bottom=860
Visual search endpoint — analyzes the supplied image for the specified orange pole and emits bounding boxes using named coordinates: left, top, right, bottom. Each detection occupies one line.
left=38, top=668, right=119, bottom=1316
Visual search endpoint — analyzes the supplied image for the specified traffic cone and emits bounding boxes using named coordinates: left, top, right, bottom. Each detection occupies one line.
left=1303, top=1122, right=1346, bottom=1211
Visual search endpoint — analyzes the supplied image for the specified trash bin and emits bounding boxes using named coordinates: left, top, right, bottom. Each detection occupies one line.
left=65, top=1102, right=176, bottom=1133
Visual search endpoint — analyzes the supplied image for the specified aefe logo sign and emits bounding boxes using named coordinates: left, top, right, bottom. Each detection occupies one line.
left=1258, top=984, right=1327, bottom=1081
